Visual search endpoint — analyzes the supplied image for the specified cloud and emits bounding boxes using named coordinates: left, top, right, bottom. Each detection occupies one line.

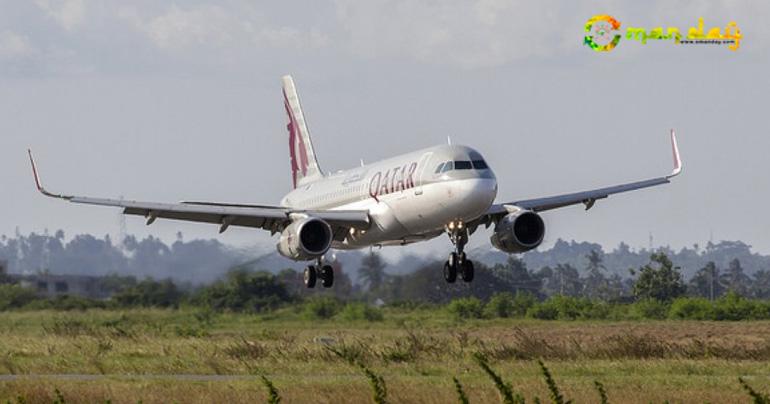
left=0, top=31, right=36, bottom=60
left=120, top=5, right=239, bottom=50
left=119, top=4, right=328, bottom=51
left=34, top=0, right=86, bottom=31
left=333, top=0, right=588, bottom=68
left=1, top=1, right=765, bottom=77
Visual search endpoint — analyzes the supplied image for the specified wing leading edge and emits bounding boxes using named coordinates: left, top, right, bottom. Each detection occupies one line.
left=487, top=130, right=682, bottom=216
left=27, top=150, right=369, bottom=236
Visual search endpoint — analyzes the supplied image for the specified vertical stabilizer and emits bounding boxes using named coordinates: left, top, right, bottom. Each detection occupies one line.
left=282, top=75, right=323, bottom=188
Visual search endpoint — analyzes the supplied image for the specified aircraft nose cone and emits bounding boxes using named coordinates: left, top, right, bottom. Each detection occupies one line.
left=456, top=178, right=497, bottom=219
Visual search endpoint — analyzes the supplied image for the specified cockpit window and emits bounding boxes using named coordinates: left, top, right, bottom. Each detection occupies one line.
left=472, top=159, right=488, bottom=169
left=454, top=161, right=472, bottom=170
left=437, top=157, right=488, bottom=174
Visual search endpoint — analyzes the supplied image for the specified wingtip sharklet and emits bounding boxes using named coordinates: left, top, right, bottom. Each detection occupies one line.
left=27, top=149, right=71, bottom=200
left=28, top=149, right=43, bottom=192
left=668, top=129, right=682, bottom=178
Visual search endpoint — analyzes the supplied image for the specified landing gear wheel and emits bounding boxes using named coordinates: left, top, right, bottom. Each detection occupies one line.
left=448, top=252, right=458, bottom=268
left=444, top=257, right=457, bottom=283
left=320, top=265, right=334, bottom=288
left=304, top=265, right=317, bottom=288
left=460, top=259, right=474, bottom=282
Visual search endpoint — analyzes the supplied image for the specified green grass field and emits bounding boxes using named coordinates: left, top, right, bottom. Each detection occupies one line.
left=1, top=308, right=769, bottom=403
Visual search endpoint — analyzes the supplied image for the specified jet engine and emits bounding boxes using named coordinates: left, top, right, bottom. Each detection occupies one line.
left=490, top=210, right=545, bottom=253
left=277, top=217, right=333, bottom=261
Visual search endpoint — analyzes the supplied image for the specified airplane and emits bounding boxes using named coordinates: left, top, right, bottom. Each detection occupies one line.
left=28, top=75, right=682, bottom=289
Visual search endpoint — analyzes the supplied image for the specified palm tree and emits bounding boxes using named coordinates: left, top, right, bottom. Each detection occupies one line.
left=358, top=250, right=386, bottom=292
left=583, top=249, right=608, bottom=299
left=750, top=269, right=770, bottom=299
left=688, top=261, right=724, bottom=300
left=720, top=258, right=751, bottom=296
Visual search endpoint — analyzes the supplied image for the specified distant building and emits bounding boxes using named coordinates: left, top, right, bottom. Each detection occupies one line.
left=12, top=273, right=113, bottom=299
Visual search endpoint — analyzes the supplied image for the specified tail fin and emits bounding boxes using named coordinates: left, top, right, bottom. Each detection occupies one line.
left=282, top=75, right=323, bottom=188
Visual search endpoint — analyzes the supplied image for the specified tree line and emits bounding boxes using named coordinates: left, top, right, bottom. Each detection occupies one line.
left=353, top=249, right=770, bottom=304
left=3, top=248, right=770, bottom=322
left=2, top=231, right=770, bottom=287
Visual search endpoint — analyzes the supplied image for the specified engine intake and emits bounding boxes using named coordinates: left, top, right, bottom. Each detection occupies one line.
left=277, top=217, right=333, bottom=261
left=490, top=210, right=545, bottom=253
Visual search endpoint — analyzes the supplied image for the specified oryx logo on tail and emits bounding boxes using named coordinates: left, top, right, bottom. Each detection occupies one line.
left=282, top=75, right=323, bottom=188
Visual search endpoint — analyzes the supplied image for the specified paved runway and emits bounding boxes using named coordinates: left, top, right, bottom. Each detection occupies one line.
left=0, top=374, right=256, bottom=382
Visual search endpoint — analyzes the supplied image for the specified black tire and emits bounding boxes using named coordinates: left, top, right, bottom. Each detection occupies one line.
left=461, top=259, right=474, bottom=282
left=304, top=265, right=317, bottom=288
left=448, top=252, right=458, bottom=267
left=443, top=260, right=457, bottom=283
left=321, top=265, right=334, bottom=288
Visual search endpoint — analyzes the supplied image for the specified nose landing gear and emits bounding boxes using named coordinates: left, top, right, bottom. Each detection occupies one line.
left=304, top=258, right=334, bottom=288
left=444, top=221, right=475, bottom=283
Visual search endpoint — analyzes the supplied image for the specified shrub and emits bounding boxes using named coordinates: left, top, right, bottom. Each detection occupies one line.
left=386, top=300, right=433, bottom=311
left=668, top=297, right=714, bottom=320
left=0, top=284, right=37, bottom=310
left=448, top=297, right=484, bottom=319
left=527, top=295, right=599, bottom=320
left=713, top=292, right=768, bottom=321
left=605, top=303, right=633, bottom=321
left=303, top=297, right=342, bottom=319
left=24, top=295, right=105, bottom=311
left=340, top=303, right=384, bottom=322
left=549, top=295, right=592, bottom=320
left=582, top=301, right=611, bottom=320
left=527, top=301, right=559, bottom=320
left=114, top=278, right=184, bottom=308
left=629, top=298, right=669, bottom=320
left=485, top=292, right=536, bottom=318
left=511, top=292, right=538, bottom=317
left=194, top=270, right=291, bottom=313
left=484, top=292, right=515, bottom=318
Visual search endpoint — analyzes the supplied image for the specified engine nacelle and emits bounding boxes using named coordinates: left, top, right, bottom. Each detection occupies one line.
left=490, top=210, right=545, bottom=254
left=277, top=217, right=333, bottom=261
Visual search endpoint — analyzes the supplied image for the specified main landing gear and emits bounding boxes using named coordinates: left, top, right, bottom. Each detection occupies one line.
left=304, top=258, right=334, bottom=289
left=443, top=221, right=474, bottom=283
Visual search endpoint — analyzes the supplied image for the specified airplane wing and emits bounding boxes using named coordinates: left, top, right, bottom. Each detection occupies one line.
left=486, top=130, right=682, bottom=217
left=27, top=151, right=369, bottom=239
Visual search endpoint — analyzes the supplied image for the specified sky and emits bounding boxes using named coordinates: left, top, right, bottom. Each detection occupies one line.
left=1, top=0, right=768, bottom=259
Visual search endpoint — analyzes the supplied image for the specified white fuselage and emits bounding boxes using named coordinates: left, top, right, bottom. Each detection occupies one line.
left=280, top=144, right=498, bottom=249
